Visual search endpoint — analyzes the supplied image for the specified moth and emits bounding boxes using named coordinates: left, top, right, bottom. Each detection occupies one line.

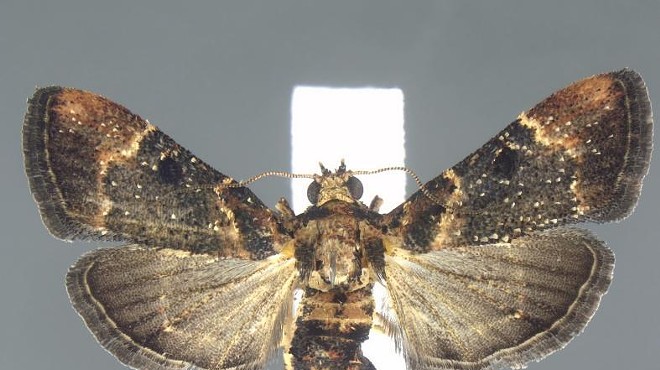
left=23, top=69, right=652, bottom=370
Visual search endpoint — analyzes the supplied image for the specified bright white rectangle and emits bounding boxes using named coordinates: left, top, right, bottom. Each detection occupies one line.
left=290, top=86, right=406, bottom=214
left=290, top=86, right=407, bottom=370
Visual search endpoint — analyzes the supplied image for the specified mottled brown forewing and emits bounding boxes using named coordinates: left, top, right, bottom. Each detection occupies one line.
left=23, top=87, right=287, bottom=259
left=387, top=69, right=652, bottom=251
left=380, top=69, right=652, bottom=369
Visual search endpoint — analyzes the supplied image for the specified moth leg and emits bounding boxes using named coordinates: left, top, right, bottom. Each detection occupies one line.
left=276, top=197, right=296, bottom=219
left=369, top=195, right=383, bottom=213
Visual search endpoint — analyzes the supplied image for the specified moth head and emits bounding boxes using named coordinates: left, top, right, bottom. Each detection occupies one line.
left=307, top=160, right=363, bottom=206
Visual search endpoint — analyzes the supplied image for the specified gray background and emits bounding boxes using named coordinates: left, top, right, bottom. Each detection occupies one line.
left=1, top=1, right=658, bottom=369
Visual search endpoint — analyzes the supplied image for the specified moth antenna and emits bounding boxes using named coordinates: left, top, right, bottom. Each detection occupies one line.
left=225, top=170, right=316, bottom=188
left=222, top=165, right=445, bottom=206
left=351, top=166, right=444, bottom=205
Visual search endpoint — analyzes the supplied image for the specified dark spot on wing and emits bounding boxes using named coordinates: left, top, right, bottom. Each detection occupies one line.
left=493, top=146, right=518, bottom=180
left=158, top=156, right=183, bottom=184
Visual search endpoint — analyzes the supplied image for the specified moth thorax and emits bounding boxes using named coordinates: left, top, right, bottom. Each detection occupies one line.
left=308, top=238, right=369, bottom=292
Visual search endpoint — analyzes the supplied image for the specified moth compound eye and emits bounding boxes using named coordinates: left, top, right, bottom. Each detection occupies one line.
left=307, top=181, right=321, bottom=204
left=347, top=176, right=363, bottom=200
